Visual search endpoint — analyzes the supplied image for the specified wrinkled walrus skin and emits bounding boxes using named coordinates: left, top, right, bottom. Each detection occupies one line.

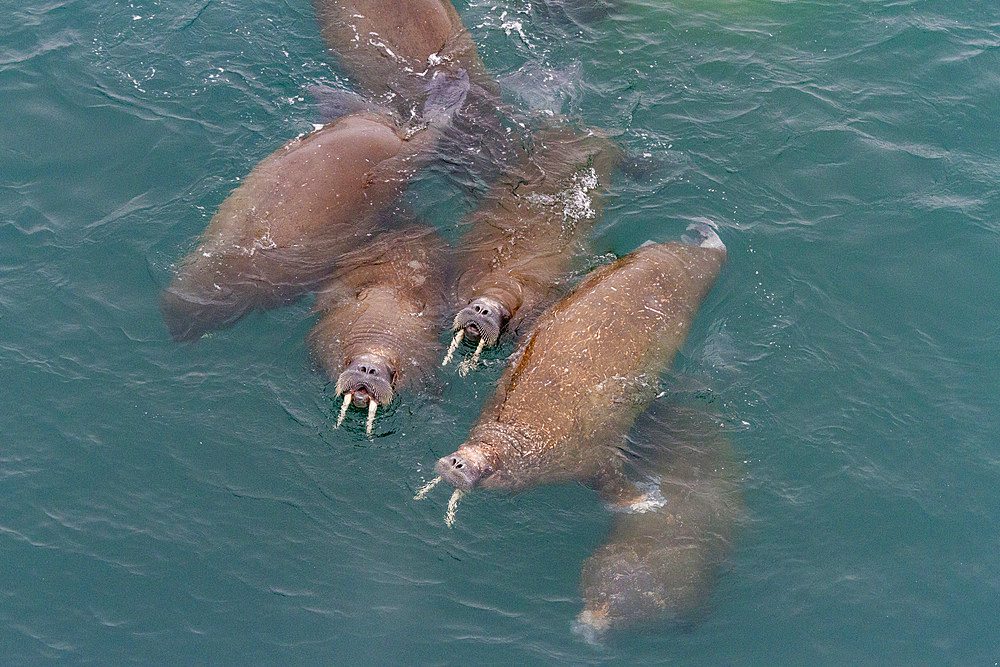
left=308, top=225, right=448, bottom=416
left=445, top=124, right=624, bottom=358
left=161, top=111, right=443, bottom=342
left=435, top=231, right=726, bottom=495
left=576, top=403, right=741, bottom=639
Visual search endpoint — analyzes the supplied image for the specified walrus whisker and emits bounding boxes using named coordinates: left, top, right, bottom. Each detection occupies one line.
left=442, top=329, right=464, bottom=366
left=458, top=338, right=485, bottom=377
left=336, top=392, right=352, bottom=428
left=366, top=400, right=378, bottom=436
left=445, top=488, right=465, bottom=528
left=413, top=475, right=441, bottom=500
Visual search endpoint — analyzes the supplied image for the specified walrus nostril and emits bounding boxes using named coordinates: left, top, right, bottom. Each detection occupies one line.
left=452, top=458, right=463, bottom=469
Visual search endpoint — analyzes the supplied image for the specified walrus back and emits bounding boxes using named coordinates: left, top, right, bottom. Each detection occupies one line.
left=161, top=114, right=425, bottom=342
left=313, top=0, right=494, bottom=106
left=492, top=240, right=725, bottom=442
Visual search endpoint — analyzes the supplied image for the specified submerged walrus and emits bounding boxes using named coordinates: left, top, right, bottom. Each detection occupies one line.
left=576, top=403, right=741, bottom=638
left=432, top=224, right=727, bottom=502
left=161, top=74, right=468, bottom=342
left=442, top=124, right=623, bottom=372
left=308, top=225, right=448, bottom=434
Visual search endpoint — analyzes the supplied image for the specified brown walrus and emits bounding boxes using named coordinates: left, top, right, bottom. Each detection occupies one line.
left=308, top=225, right=448, bottom=434
left=312, top=0, right=496, bottom=106
left=311, top=0, right=522, bottom=194
left=161, top=74, right=468, bottom=342
left=441, top=123, right=624, bottom=372
left=431, top=224, right=727, bottom=502
left=576, top=402, right=741, bottom=639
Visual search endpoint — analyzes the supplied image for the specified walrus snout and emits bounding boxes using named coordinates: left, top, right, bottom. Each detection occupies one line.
left=435, top=447, right=491, bottom=489
left=453, top=297, right=508, bottom=347
left=335, top=354, right=396, bottom=407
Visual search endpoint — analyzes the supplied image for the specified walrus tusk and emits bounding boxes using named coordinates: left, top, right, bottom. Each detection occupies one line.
left=336, top=393, right=352, bottom=428
left=445, top=488, right=465, bottom=528
left=366, top=400, right=379, bottom=436
left=458, top=338, right=485, bottom=377
left=442, top=329, right=464, bottom=366
left=413, top=475, right=441, bottom=501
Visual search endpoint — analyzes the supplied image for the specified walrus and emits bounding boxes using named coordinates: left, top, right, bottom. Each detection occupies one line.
left=160, top=73, right=468, bottom=342
left=312, top=0, right=496, bottom=107
left=441, top=123, right=624, bottom=373
left=311, top=0, right=522, bottom=194
left=427, top=224, right=727, bottom=510
left=308, top=224, right=448, bottom=434
left=576, top=402, right=741, bottom=639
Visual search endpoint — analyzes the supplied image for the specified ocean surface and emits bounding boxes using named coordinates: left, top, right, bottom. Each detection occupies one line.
left=3, top=0, right=999, bottom=662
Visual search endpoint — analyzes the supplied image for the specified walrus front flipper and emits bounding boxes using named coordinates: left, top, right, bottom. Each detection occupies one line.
left=577, top=404, right=741, bottom=638
left=587, top=449, right=645, bottom=507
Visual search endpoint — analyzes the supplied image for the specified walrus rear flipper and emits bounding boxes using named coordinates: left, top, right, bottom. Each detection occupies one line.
left=422, top=68, right=470, bottom=124
left=160, top=252, right=312, bottom=342
left=308, top=84, right=385, bottom=124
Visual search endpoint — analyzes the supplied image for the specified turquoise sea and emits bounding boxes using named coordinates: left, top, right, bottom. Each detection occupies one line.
left=3, top=0, right=999, bottom=662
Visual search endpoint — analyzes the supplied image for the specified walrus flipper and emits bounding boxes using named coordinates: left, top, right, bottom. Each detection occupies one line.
left=308, top=84, right=385, bottom=123
left=422, top=68, right=470, bottom=124
left=586, top=448, right=645, bottom=507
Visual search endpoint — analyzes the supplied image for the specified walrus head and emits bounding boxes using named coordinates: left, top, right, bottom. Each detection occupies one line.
left=441, top=296, right=511, bottom=371
left=434, top=444, right=494, bottom=490
left=453, top=296, right=508, bottom=346
left=335, top=353, right=396, bottom=407
left=434, top=423, right=531, bottom=490
left=334, top=353, right=397, bottom=435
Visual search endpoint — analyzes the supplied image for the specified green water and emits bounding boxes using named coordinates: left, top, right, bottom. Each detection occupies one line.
left=3, top=0, right=999, bottom=662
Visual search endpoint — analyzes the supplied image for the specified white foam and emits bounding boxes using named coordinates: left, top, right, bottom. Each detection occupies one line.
left=611, top=478, right=667, bottom=514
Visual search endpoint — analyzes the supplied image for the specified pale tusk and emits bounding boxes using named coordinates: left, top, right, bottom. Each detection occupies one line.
left=413, top=476, right=441, bottom=501
left=445, top=488, right=465, bottom=528
left=442, top=329, right=464, bottom=366
left=458, top=338, right=486, bottom=377
left=336, top=393, right=352, bottom=428
left=366, top=400, right=379, bottom=436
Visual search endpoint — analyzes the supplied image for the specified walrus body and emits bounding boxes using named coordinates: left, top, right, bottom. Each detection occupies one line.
left=313, top=0, right=494, bottom=106
left=160, top=71, right=470, bottom=343
left=577, top=403, right=740, bottom=638
left=308, top=225, right=448, bottom=430
left=312, top=0, right=521, bottom=192
left=443, top=125, right=623, bottom=367
left=435, top=228, right=726, bottom=494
